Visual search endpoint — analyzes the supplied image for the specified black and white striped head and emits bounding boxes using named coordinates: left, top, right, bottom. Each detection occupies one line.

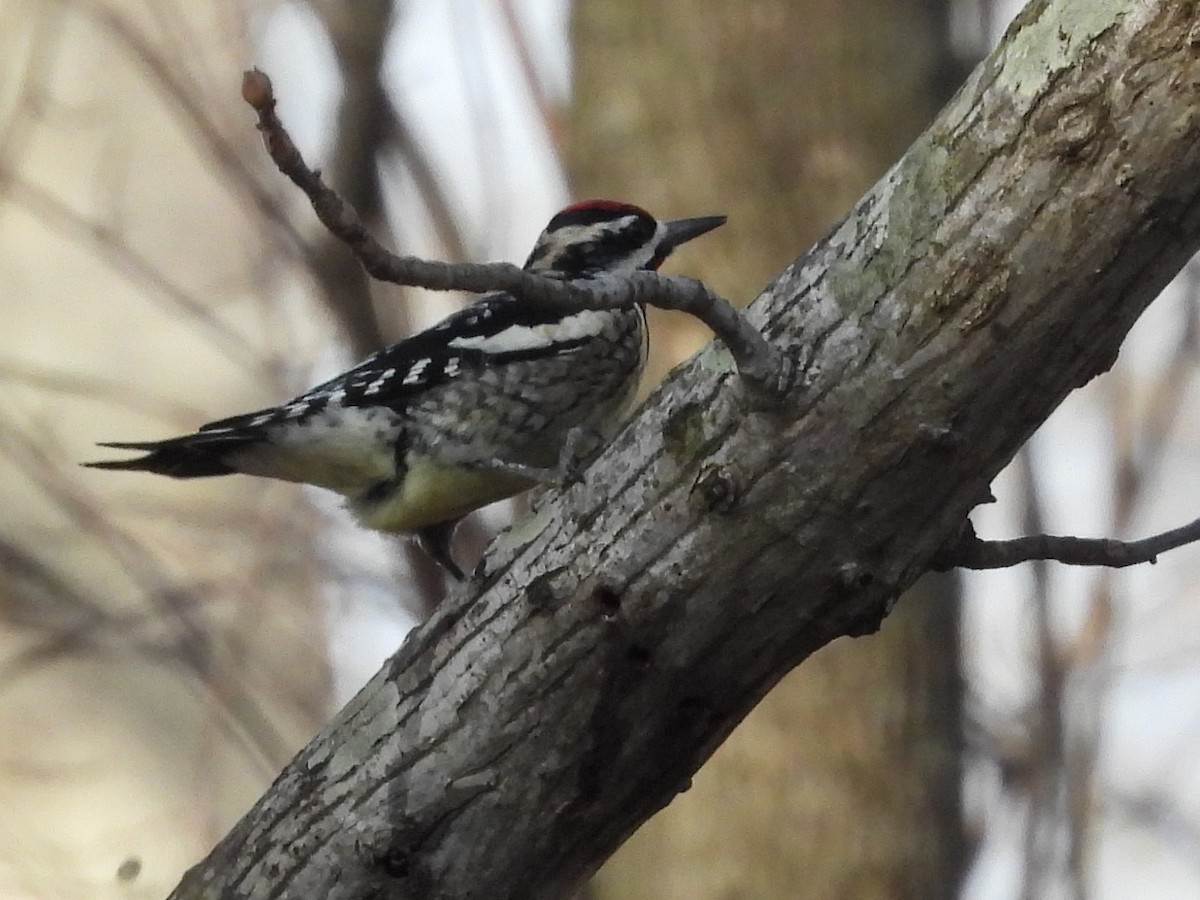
left=523, top=200, right=726, bottom=279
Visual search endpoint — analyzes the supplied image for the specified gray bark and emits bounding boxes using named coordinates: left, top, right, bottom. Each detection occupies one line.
left=569, top=2, right=965, bottom=897
left=169, top=1, right=1200, bottom=897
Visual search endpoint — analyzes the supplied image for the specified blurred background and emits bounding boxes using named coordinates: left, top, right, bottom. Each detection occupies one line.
left=1, top=1, right=1198, bottom=898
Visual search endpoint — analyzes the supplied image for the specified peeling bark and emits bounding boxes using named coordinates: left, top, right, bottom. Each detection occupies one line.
left=170, top=2, right=1200, bottom=898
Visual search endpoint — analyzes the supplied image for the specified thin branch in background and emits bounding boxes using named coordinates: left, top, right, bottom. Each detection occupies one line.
left=0, top=422, right=210, bottom=634
left=1109, top=790, right=1200, bottom=875
left=0, top=4, right=67, bottom=175
left=305, top=0, right=392, bottom=357
left=2, top=3, right=302, bottom=397
left=383, top=100, right=469, bottom=262
left=1015, top=445, right=1066, bottom=900
left=497, top=0, right=562, bottom=141
left=0, top=515, right=241, bottom=695
left=0, top=528, right=287, bottom=781
left=4, top=615, right=288, bottom=788
left=129, top=0, right=321, bottom=379
left=973, top=266, right=1200, bottom=900
left=143, top=1, right=219, bottom=98
left=1, top=2, right=317, bottom=793
left=1066, top=268, right=1200, bottom=896
left=380, top=106, right=517, bottom=615
left=308, top=0, right=469, bottom=611
left=448, top=0, right=509, bottom=257
left=1108, top=275, right=1199, bottom=527
left=0, top=537, right=205, bottom=683
left=0, top=173, right=267, bottom=374
left=80, top=0, right=313, bottom=266
left=0, top=534, right=116, bottom=635
left=951, top=271, right=1200, bottom=899
left=0, top=357, right=208, bottom=425
left=0, top=424, right=294, bottom=767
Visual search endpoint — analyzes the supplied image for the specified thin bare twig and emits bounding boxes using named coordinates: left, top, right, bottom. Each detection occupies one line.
left=239, top=68, right=790, bottom=399
left=0, top=172, right=266, bottom=373
left=497, top=0, right=561, bottom=136
left=305, top=0, right=392, bottom=356
left=0, top=357, right=207, bottom=424
left=1015, top=446, right=1063, bottom=900
left=383, top=99, right=469, bottom=262
left=934, top=516, right=1200, bottom=570
left=83, top=2, right=311, bottom=263
left=0, top=426, right=292, bottom=764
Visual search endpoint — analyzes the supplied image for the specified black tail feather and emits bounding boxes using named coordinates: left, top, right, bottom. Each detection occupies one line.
left=83, top=433, right=256, bottom=478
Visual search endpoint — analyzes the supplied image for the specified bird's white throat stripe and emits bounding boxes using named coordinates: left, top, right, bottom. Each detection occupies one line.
left=447, top=308, right=616, bottom=354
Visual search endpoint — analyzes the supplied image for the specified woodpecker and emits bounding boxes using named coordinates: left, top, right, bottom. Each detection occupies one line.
left=86, top=200, right=725, bottom=578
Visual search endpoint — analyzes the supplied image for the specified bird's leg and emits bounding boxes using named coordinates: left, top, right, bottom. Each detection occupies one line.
left=556, top=425, right=607, bottom=484
left=417, top=519, right=465, bottom=581
left=472, top=426, right=607, bottom=488
left=412, top=428, right=604, bottom=578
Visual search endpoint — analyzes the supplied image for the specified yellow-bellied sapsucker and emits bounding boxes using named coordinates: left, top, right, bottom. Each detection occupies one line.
left=86, top=200, right=725, bottom=578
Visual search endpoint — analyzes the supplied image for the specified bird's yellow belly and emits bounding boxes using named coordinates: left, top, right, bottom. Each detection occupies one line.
left=352, top=458, right=535, bottom=532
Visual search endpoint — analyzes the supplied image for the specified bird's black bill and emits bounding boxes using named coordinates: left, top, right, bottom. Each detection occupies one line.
left=659, top=215, right=727, bottom=254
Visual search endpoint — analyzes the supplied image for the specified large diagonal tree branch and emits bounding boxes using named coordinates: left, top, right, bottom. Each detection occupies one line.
left=171, top=1, right=1200, bottom=898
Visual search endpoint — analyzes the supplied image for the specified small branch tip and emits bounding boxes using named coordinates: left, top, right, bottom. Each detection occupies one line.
left=241, top=68, right=274, bottom=111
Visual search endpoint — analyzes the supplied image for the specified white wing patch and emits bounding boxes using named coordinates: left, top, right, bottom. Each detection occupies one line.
left=363, top=368, right=396, bottom=396
left=448, top=323, right=553, bottom=354
left=446, top=309, right=613, bottom=354
left=541, top=308, right=618, bottom=342
left=402, top=358, right=431, bottom=385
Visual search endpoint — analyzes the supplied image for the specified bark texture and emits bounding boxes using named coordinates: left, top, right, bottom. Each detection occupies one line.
left=567, top=3, right=964, bottom=898
left=170, top=2, right=1200, bottom=898
left=567, top=2, right=965, bottom=897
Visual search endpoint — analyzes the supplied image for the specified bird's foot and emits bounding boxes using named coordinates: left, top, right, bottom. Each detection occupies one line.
left=417, top=519, right=465, bottom=581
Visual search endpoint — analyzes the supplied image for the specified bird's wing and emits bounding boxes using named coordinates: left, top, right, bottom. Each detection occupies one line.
left=205, top=293, right=594, bottom=432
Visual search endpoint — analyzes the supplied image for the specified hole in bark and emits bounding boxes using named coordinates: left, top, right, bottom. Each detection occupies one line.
left=628, top=644, right=653, bottom=670
left=375, top=848, right=410, bottom=879
left=526, top=571, right=561, bottom=609
left=591, top=584, right=622, bottom=618
left=836, top=562, right=874, bottom=593
left=690, top=465, right=741, bottom=513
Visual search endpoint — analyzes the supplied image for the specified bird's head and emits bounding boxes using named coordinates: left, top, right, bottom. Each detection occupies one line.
left=523, top=200, right=726, bottom=279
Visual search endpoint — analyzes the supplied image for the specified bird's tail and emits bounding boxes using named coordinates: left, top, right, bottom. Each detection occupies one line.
left=83, top=432, right=257, bottom=478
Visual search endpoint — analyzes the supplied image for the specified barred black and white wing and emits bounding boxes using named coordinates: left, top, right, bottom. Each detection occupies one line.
left=85, top=293, right=644, bottom=499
